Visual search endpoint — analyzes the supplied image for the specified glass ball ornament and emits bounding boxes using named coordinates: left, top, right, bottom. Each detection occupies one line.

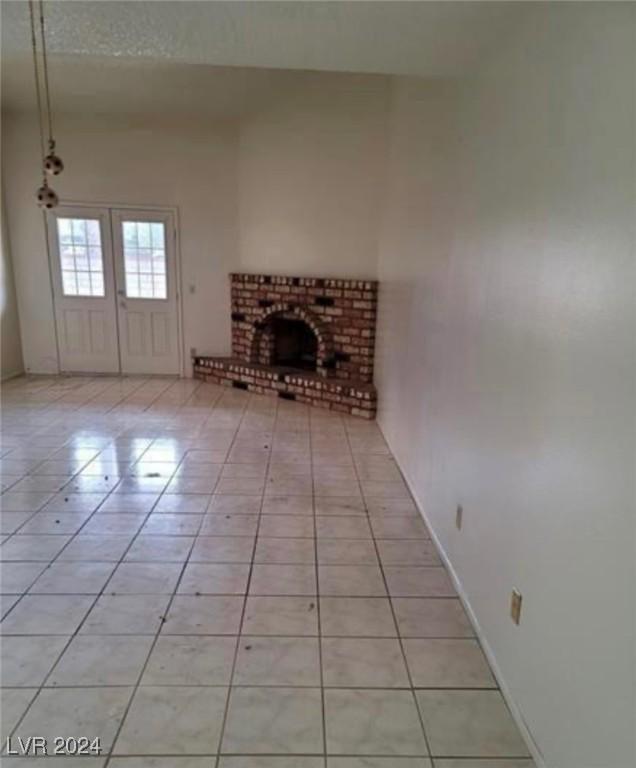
left=36, top=183, right=59, bottom=209
left=44, top=152, right=64, bottom=175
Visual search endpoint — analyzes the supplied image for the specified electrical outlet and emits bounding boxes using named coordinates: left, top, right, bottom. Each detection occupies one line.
left=510, top=589, right=522, bottom=625
left=455, top=504, right=463, bottom=530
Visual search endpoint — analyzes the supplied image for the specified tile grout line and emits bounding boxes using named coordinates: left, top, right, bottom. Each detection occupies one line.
left=2, top=379, right=174, bottom=748
left=342, top=417, right=435, bottom=761
left=2, top=376, right=208, bottom=756
left=1, top=379, right=529, bottom=764
left=309, top=405, right=329, bottom=768
left=102, top=382, right=229, bottom=766
left=212, top=393, right=275, bottom=768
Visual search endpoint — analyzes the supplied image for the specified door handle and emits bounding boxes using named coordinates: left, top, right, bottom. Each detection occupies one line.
left=119, top=300, right=127, bottom=309
left=117, top=289, right=125, bottom=296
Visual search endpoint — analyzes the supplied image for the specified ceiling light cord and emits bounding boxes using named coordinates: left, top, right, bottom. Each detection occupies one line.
left=28, top=0, right=46, bottom=180
left=29, top=0, right=64, bottom=208
left=38, top=0, right=55, bottom=150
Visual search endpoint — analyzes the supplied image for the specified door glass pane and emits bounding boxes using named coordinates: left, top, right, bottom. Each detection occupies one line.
left=86, top=220, right=101, bottom=245
left=62, top=271, right=77, bottom=295
left=123, top=221, right=137, bottom=247
left=60, top=246, right=75, bottom=270
left=88, top=247, right=103, bottom=270
left=74, top=247, right=89, bottom=271
left=126, top=273, right=140, bottom=297
left=153, top=275, right=166, bottom=297
left=152, top=251, right=166, bottom=274
left=77, top=272, right=91, bottom=294
left=121, top=220, right=167, bottom=300
left=90, top=273, right=105, bottom=296
left=56, top=217, right=105, bottom=297
left=58, top=218, right=72, bottom=243
left=137, top=223, right=151, bottom=248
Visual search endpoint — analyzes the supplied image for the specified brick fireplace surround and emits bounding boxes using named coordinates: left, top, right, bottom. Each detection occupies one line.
left=193, top=273, right=378, bottom=418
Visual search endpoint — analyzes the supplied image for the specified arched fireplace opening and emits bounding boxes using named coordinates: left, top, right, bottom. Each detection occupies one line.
left=248, top=303, right=335, bottom=378
left=271, top=316, right=317, bottom=371
left=257, top=314, right=318, bottom=372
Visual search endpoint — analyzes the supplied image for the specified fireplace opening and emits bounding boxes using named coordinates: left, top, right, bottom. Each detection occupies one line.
left=271, top=317, right=318, bottom=371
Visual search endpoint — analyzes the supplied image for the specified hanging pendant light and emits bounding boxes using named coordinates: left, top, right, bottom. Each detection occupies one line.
left=44, top=143, right=64, bottom=176
left=36, top=181, right=59, bottom=209
left=29, top=0, right=63, bottom=208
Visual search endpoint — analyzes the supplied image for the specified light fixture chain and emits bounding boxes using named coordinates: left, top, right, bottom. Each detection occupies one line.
left=38, top=0, right=54, bottom=148
left=28, top=0, right=46, bottom=175
left=29, top=0, right=62, bottom=207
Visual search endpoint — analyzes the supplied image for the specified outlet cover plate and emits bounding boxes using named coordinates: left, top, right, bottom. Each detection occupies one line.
left=510, top=589, right=522, bottom=625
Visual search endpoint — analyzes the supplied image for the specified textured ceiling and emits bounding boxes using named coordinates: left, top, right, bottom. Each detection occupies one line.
left=1, top=1, right=528, bottom=114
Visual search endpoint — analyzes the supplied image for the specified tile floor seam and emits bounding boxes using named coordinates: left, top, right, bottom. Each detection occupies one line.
left=101, top=381, right=229, bottom=766
left=3, top=381, right=197, bottom=753
left=99, top=541, right=199, bottom=765
left=1, top=375, right=533, bottom=766
left=212, top=394, right=273, bottom=768
left=309, top=407, right=329, bottom=768
left=342, top=417, right=434, bottom=761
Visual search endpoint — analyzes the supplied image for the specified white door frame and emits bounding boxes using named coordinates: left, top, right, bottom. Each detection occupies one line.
left=46, top=201, right=185, bottom=377
left=111, top=208, right=180, bottom=375
left=46, top=205, right=121, bottom=374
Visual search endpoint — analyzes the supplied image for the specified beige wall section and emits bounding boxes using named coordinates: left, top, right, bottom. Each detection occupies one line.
left=237, top=72, right=388, bottom=279
left=1, top=112, right=238, bottom=374
left=376, top=5, right=635, bottom=768
left=0, top=7, right=634, bottom=766
left=2, top=71, right=387, bottom=374
left=1, top=189, right=24, bottom=379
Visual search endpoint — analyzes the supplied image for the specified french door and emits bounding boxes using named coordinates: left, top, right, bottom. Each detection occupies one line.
left=48, top=206, right=120, bottom=373
left=48, top=205, right=181, bottom=375
left=110, top=209, right=180, bottom=375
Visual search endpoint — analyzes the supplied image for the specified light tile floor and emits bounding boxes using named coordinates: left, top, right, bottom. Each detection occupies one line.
left=0, top=375, right=535, bottom=767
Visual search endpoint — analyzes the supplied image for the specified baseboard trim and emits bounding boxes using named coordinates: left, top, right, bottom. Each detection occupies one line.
left=0, top=369, right=24, bottom=383
left=377, top=424, right=546, bottom=768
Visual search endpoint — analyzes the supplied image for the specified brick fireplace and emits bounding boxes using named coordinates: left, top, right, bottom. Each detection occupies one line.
left=193, top=273, right=378, bottom=418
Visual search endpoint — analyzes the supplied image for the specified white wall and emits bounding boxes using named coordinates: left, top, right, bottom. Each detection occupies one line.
left=238, top=72, right=387, bottom=278
left=1, top=187, right=24, bottom=379
left=3, top=25, right=634, bottom=765
left=1, top=111, right=238, bottom=374
left=376, top=5, right=635, bottom=768
left=1, top=70, right=387, bottom=374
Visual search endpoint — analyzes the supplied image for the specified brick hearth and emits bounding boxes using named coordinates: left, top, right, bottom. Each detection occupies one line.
left=193, top=273, right=378, bottom=418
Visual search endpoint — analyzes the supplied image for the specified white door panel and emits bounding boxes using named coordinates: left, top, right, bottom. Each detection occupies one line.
left=125, top=312, right=146, bottom=356
left=49, top=205, right=181, bottom=376
left=87, top=310, right=108, bottom=353
left=111, top=209, right=180, bottom=375
left=48, top=206, right=120, bottom=373
left=151, top=313, right=170, bottom=356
